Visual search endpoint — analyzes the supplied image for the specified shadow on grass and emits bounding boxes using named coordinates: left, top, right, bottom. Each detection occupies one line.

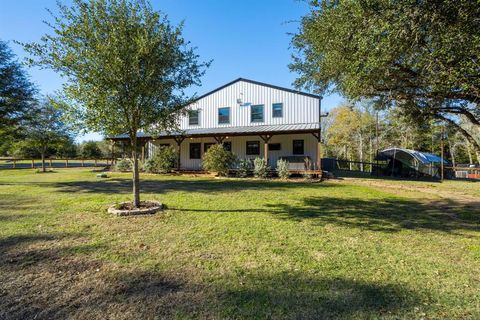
left=1, top=177, right=336, bottom=195
left=220, top=273, right=421, bottom=319
left=0, top=232, right=422, bottom=319
left=266, top=196, right=480, bottom=234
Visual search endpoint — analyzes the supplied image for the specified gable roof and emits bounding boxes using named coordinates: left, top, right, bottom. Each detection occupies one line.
left=194, top=78, right=322, bottom=101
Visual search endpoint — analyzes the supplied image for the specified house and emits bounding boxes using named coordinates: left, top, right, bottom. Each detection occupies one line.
left=113, top=78, right=323, bottom=171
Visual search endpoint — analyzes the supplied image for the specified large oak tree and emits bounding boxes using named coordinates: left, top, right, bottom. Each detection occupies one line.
left=290, top=0, right=480, bottom=153
left=23, top=0, right=209, bottom=207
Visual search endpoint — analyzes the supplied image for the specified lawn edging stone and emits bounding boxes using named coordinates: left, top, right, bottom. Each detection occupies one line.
left=108, top=200, right=163, bottom=216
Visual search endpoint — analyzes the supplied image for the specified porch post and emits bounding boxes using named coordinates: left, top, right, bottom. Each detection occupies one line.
left=259, top=134, right=273, bottom=166
left=174, top=136, right=185, bottom=171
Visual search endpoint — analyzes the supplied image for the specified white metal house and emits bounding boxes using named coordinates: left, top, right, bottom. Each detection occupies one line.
left=114, top=78, right=322, bottom=170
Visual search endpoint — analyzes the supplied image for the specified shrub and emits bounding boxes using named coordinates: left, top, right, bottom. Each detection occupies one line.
left=237, top=159, right=251, bottom=178
left=202, top=144, right=236, bottom=176
left=115, top=158, right=132, bottom=172
left=253, top=157, right=269, bottom=178
left=142, top=157, right=156, bottom=173
left=276, top=159, right=290, bottom=179
left=144, top=146, right=177, bottom=173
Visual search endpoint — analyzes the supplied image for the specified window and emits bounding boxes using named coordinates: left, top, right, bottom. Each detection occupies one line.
left=218, top=107, right=230, bottom=124
left=189, top=110, right=199, bottom=125
left=268, top=143, right=281, bottom=151
left=292, top=140, right=304, bottom=155
left=189, top=143, right=201, bottom=159
left=246, top=141, right=260, bottom=155
left=251, top=104, right=264, bottom=122
left=204, top=142, right=215, bottom=153
left=223, top=141, right=232, bottom=152
left=272, top=103, right=283, bottom=118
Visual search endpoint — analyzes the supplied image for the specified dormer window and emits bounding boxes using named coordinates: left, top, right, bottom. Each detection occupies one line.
left=218, top=107, right=230, bottom=124
left=189, top=110, right=199, bottom=125
left=251, top=104, right=264, bottom=122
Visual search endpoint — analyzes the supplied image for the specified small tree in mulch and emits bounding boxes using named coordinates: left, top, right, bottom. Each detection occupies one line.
left=202, top=144, right=236, bottom=176
left=22, top=0, right=210, bottom=208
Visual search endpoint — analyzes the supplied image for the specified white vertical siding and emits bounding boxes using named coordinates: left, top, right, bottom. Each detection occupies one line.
left=178, top=80, right=320, bottom=130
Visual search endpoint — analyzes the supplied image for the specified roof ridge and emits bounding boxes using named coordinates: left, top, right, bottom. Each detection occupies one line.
left=193, top=78, right=322, bottom=101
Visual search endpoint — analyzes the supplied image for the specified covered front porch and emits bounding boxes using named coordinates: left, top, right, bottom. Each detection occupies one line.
left=110, top=123, right=322, bottom=172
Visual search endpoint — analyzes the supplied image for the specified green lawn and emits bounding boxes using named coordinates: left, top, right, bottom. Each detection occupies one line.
left=0, top=169, right=479, bottom=319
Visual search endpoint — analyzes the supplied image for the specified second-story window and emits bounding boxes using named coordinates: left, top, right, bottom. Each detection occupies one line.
left=218, top=107, right=230, bottom=124
left=272, top=103, right=283, bottom=118
left=251, top=104, right=264, bottom=122
left=189, top=110, right=199, bottom=125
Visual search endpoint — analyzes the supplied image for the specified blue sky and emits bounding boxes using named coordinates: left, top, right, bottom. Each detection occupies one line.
left=0, top=0, right=343, bottom=142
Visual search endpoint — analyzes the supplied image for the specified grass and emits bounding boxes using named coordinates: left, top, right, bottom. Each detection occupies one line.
left=0, top=168, right=479, bottom=319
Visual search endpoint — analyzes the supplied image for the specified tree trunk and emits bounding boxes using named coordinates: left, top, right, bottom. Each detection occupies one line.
left=131, top=139, right=140, bottom=208
left=448, top=140, right=456, bottom=168
left=358, top=134, right=363, bottom=172
left=41, top=152, right=46, bottom=172
left=466, top=142, right=473, bottom=164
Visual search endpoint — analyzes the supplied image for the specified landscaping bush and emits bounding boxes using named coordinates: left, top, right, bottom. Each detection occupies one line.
left=142, top=157, right=156, bottom=173
left=237, top=159, right=251, bottom=178
left=253, top=157, right=269, bottom=178
left=144, top=146, right=177, bottom=173
left=115, top=158, right=132, bottom=172
left=202, top=144, right=236, bottom=176
left=276, top=159, right=290, bottom=179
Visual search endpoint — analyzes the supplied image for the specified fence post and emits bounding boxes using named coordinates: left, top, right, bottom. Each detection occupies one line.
left=82, top=159, right=84, bottom=167
left=94, top=159, right=97, bottom=166
left=65, top=159, right=68, bottom=167
left=13, top=160, right=16, bottom=169
left=31, top=159, right=34, bottom=168
left=49, top=159, right=53, bottom=168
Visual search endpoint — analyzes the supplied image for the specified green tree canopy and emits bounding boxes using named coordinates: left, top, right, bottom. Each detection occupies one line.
left=290, top=0, right=480, bottom=153
left=22, top=99, right=74, bottom=171
left=80, top=141, right=103, bottom=159
left=22, top=0, right=210, bottom=206
left=0, top=40, right=37, bottom=152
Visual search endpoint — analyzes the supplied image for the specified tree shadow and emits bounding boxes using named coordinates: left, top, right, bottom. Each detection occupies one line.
left=220, top=272, right=421, bottom=319
left=266, top=196, right=480, bottom=234
left=5, top=177, right=339, bottom=195
left=0, top=232, right=423, bottom=319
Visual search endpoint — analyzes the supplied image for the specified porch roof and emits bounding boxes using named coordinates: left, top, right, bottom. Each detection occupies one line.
left=111, top=123, right=320, bottom=141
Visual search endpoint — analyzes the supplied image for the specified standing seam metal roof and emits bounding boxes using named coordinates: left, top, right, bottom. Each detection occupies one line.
left=113, top=123, right=320, bottom=139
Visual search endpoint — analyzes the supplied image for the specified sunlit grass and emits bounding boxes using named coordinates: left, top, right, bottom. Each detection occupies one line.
left=0, top=168, right=478, bottom=319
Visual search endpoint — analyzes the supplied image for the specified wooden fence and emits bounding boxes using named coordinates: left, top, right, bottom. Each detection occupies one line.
left=334, top=159, right=385, bottom=173
left=0, top=158, right=115, bottom=169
